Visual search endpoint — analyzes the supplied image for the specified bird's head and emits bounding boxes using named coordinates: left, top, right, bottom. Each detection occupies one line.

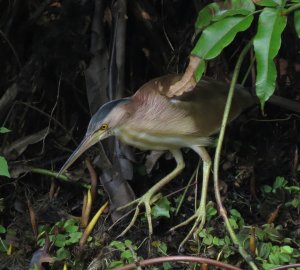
left=58, top=98, right=131, bottom=174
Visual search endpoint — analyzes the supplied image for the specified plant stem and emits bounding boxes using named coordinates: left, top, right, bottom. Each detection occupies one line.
left=213, top=39, right=259, bottom=270
left=29, top=167, right=92, bottom=189
left=283, top=3, right=300, bottom=15
left=175, top=160, right=200, bottom=216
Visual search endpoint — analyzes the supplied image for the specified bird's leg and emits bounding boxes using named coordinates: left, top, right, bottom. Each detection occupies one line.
left=118, top=149, right=185, bottom=237
left=170, top=146, right=211, bottom=249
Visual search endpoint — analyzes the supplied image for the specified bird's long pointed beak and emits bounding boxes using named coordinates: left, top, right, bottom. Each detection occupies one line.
left=58, top=130, right=105, bottom=176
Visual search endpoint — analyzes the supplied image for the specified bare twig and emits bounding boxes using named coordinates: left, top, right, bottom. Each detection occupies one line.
left=0, top=30, right=22, bottom=69
left=115, top=256, right=242, bottom=270
left=270, top=264, right=300, bottom=270
left=2, top=101, right=77, bottom=145
left=41, top=72, right=62, bottom=153
left=85, top=158, right=98, bottom=201
left=213, top=40, right=259, bottom=270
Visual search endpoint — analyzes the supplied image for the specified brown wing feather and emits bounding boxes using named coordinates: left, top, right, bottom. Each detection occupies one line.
left=131, top=75, right=254, bottom=137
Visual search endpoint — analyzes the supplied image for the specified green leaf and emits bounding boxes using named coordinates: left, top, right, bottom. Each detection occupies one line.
left=224, top=235, right=231, bottom=245
left=108, top=261, right=123, bottom=269
left=228, top=217, right=239, bottom=229
left=213, top=0, right=255, bottom=21
left=294, top=10, right=300, bottom=38
left=54, top=234, right=67, bottom=247
left=192, top=15, right=253, bottom=59
left=254, top=0, right=283, bottom=6
left=230, top=209, right=241, bottom=219
left=262, top=263, right=278, bottom=270
left=195, top=3, right=220, bottom=30
left=110, top=240, right=126, bottom=251
left=121, top=250, right=133, bottom=261
left=269, top=252, right=281, bottom=265
left=273, top=176, right=287, bottom=190
left=194, top=60, right=206, bottom=81
left=258, top=242, right=272, bottom=258
left=262, top=224, right=283, bottom=242
left=0, top=226, right=6, bottom=234
left=152, top=197, right=171, bottom=219
left=278, top=252, right=291, bottom=262
left=231, top=0, right=256, bottom=11
left=158, top=242, right=168, bottom=254
left=202, top=234, right=213, bottom=245
left=56, top=247, right=70, bottom=260
left=37, top=238, right=45, bottom=247
left=198, top=228, right=208, bottom=238
left=124, top=239, right=133, bottom=248
left=262, top=185, right=272, bottom=193
left=254, top=8, right=287, bottom=109
left=290, top=196, right=300, bottom=208
left=0, top=127, right=11, bottom=134
left=0, top=156, right=10, bottom=178
left=63, top=219, right=77, bottom=228
left=195, top=0, right=254, bottom=30
left=281, top=245, right=293, bottom=254
left=163, top=262, right=172, bottom=270
left=212, top=236, right=221, bottom=246
left=68, top=231, right=82, bottom=243
left=206, top=206, right=218, bottom=220
left=64, top=225, right=79, bottom=233
left=0, top=238, right=7, bottom=252
left=151, top=240, right=161, bottom=248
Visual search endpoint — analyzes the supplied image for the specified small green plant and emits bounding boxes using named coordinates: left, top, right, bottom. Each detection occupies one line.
left=198, top=208, right=242, bottom=259
left=262, top=176, right=288, bottom=193
left=151, top=241, right=172, bottom=270
left=196, top=205, right=300, bottom=269
left=108, top=239, right=172, bottom=270
left=258, top=176, right=300, bottom=268
left=0, top=127, right=11, bottom=178
left=0, top=225, right=7, bottom=253
left=256, top=244, right=299, bottom=270
left=37, top=219, right=83, bottom=261
left=151, top=197, right=172, bottom=219
left=107, top=240, right=139, bottom=269
left=262, top=176, right=300, bottom=212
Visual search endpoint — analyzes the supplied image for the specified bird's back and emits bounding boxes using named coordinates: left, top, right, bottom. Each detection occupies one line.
left=132, top=75, right=253, bottom=135
left=117, top=74, right=254, bottom=150
left=173, top=77, right=254, bottom=136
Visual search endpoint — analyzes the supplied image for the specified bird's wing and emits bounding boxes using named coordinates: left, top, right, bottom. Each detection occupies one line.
left=132, top=74, right=254, bottom=137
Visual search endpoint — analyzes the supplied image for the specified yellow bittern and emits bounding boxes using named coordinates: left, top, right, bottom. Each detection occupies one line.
left=59, top=74, right=253, bottom=240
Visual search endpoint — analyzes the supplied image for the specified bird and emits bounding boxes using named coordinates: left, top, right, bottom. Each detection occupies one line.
left=58, top=74, right=254, bottom=242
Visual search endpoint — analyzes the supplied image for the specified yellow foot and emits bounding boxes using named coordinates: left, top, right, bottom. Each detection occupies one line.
left=116, top=192, right=162, bottom=238
left=170, top=205, right=207, bottom=250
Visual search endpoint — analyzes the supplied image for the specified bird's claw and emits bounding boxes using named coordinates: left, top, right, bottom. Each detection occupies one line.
left=117, top=192, right=162, bottom=238
left=170, top=206, right=207, bottom=250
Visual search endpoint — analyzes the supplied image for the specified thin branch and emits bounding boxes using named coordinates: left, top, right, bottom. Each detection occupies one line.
left=213, top=40, right=259, bottom=270
left=0, top=30, right=22, bottom=69
left=283, top=3, right=300, bottom=15
left=115, top=255, right=242, bottom=270
left=270, top=264, right=300, bottom=270
left=29, top=166, right=91, bottom=190
left=2, top=101, right=77, bottom=145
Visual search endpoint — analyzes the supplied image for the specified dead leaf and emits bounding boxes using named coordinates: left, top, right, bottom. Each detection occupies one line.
left=3, top=128, right=49, bottom=159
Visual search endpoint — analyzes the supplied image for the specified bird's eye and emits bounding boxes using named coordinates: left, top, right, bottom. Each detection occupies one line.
left=100, top=124, right=109, bottom=130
